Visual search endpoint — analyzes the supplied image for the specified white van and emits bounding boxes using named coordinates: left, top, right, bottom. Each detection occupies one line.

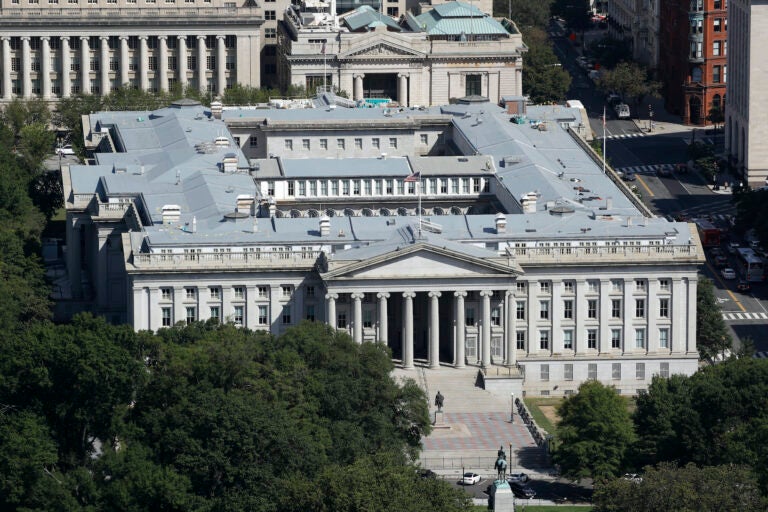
left=614, top=103, right=630, bottom=119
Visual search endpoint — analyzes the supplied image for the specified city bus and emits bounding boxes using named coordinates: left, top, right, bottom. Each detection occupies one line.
left=735, top=247, right=765, bottom=282
left=694, top=218, right=721, bottom=247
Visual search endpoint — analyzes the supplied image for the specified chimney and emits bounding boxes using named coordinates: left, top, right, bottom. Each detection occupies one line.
left=191, top=216, right=197, bottom=233
left=521, top=192, right=537, bottom=214
left=251, top=217, right=258, bottom=233
left=210, top=101, right=223, bottom=119
left=222, top=152, right=237, bottom=173
left=319, top=215, right=330, bottom=236
left=605, top=197, right=612, bottom=210
left=268, top=199, right=277, bottom=218
left=161, top=204, right=181, bottom=225
left=495, top=213, right=507, bottom=234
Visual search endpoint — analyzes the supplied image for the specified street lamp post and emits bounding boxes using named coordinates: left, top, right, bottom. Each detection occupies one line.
left=510, top=392, right=515, bottom=423
left=648, top=104, right=654, bottom=132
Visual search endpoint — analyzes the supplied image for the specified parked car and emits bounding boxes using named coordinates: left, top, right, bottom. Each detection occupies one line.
left=510, top=482, right=536, bottom=499
left=622, top=171, right=637, bottom=182
left=614, top=103, right=631, bottom=119
left=507, top=472, right=530, bottom=484
left=675, top=162, right=689, bottom=173
left=657, top=165, right=673, bottom=177
left=56, top=144, right=75, bottom=156
left=728, top=242, right=741, bottom=254
left=623, top=473, right=643, bottom=483
left=721, top=268, right=737, bottom=280
left=606, top=92, right=622, bottom=106
left=714, top=255, right=728, bottom=268
left=737, top=279, right=751, bottom=291
left=459, top=472, right=482, bottom=485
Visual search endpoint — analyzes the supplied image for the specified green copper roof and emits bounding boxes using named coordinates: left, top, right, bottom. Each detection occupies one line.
left=414, top=1, right=509, bottom=36
left=343, top=5, right=401, bottom=32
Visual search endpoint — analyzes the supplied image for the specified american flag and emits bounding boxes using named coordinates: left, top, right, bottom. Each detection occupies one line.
left=404, top=171, right=421, bottom=182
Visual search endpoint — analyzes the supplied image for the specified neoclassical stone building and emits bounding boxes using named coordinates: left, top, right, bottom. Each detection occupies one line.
left=0, top=0, right=262, bottom=101
left=278, top=1, right=525, bottom=106
left=61, top=95, right=703, bottom=396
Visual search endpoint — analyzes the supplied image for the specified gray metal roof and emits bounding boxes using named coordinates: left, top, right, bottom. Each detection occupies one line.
left=343, top=5, right=402, bottom=32
left=279, top=156, right=412, bottom=178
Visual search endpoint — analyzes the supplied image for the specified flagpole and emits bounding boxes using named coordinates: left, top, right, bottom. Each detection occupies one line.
left=418, top=176, right=422, bottom=239
left=602, top=105, right=606, bottom=175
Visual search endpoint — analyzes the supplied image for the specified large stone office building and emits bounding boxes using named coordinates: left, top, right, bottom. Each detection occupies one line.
left=61, top=94, right=703, bottom=396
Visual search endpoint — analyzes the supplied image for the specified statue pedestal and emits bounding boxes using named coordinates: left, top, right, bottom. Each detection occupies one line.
left=489, top=480, right=514, bottom=511
left=433, top=410, right=449, bottom=428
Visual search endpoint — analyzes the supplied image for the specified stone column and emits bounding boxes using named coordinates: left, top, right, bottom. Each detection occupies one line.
left=505, top=290, right=517, bottom=366
left=1, top=37, right=10, bottom=100
left=158, top=36, right=168, bottom=92
left=139, top=36, right=149, bottom=91
left=623, top=278, right=633, bottom=354
left=21, top=36, right=31, bottom=98
left=326, top=292, right=338, bottom=327
left=354, top=74, right=364, bottom=101
left=147, top=287, right=160, bottom=331
left=80, top=37, right=90, bottom=95
left=119, top=36, right=129, bottom=87
left=402, top=291, right=415, bottom=369
left=216, top=35, right=226, bottom=96
left=575, top=279, right=587, bottom=354
left=178, top=35, right=188, bottom=89
left=480, top=290, right=493, bottom=368
left=351, top=292, right=363, bottom=343
left=100, top=36, right=110, bottom=95
left=61, top=37, right=71, bottom=98
left=428, top=291, right=441, bottom=368
left=686, top=278, right=697, bottom=355
left=550, top=279, right=561, bottom=355
left=398, top=73, right=408, bottom=107
left=647, top=279, right=658, bottom=354
left=599, top=279, right=612, bottom=354
left=377, top=292, right=389, bottom=344
left=671, top=278, right=683, bottom=353
left=454, top=291, right=467, bottom=368
left=197, top=35, right=206, bottom=93
left=172, top=286, right=184, bottom=325
left=41, top=37, right=51, bottom=99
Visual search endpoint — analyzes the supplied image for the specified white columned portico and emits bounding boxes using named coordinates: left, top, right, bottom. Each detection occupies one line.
left=80, top=37, right=90, bottom=95
left=454, top=291, right=467, bottom=368
left=216, top=35, right=226, bottom=96
left=178, top=36, right=188, bottom=89
left=100, top=37, right=110, bottom=95
left=505, top=290, right=516, bottom=366
left=351, top=292, right=363, bottom=343
left=21, top=37, right=31, bottom=98
left=61, top=37, right=71, bottom=98
left=197, top=35, right=206, bottom=93
left=671, top=278, right=683, bottom=353
left=139, top=36, right=149, bottom=91
left=377, top=292, right=389, bottom=344
left=402, top=291, right=415, bottom=369
left=326, top=293, right=338, bottom=327
left=397, top=73, right=408, bottom=107
left=119, top=36, right=129, bottom=87
left=158, top=36, right=168, bottom=93
left=480, top=290, right=493, bottom=368
left=354, top=74, right=364, bottom=101
left=41, top=37, right=51, bottom=99
left=428, top=291, right=441, bottom=368
left=2, top=37, right=11, bottom=100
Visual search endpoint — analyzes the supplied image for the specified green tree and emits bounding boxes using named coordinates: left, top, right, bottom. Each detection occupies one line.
left=493, top=0, right=553, bottom=28
left=18, top=123, right=56, bottom=170
left=598, top=62, right=661, bottom=105
left=553, top=380, right=636, bottom=481
left=593, top=463, right=766, bottom=512
left=708, top=104, right=724, bottom=131
left=522, top=27, right=572, bottom=103
left=696, top=277, right=731, bottom=360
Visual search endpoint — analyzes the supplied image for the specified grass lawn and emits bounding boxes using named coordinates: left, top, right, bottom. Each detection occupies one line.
left=523, top=397, right=563, bottom=435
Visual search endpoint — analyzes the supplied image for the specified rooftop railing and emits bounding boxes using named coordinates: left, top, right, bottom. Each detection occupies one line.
left=131, top=250, right=322, bottom=270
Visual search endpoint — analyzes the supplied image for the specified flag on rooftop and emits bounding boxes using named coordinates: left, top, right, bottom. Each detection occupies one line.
left=404, top=171, right=421, bottom=182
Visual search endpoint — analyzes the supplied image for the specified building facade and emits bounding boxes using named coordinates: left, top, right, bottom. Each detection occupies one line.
left=725, top=0, right=768, bottom=186
left=277, top=2, right=524, bottom=106
left=0, top=0, right=262, bottom=101
left=61, top=96, right=703, bottom=396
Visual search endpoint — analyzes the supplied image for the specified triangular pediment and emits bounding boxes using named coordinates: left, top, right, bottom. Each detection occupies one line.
left=341, top=41, right=425, bottom=59
left=322, top=243, right=521, bottom=281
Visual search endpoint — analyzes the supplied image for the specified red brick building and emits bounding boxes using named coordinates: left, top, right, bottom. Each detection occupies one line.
left=659, top=0, right=727, bottom=125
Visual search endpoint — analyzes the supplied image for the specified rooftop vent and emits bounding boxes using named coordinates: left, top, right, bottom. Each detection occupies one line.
left=319, top=215, right=330, bottom=236
left=161, top=204, right=181, bottom=225
left=236, top=194, right=255, bottom=215
left=214, top=136, right=230, bottom=147
left=549, top=205, right=576, bottom=216
left=520, top=191, right=538, bottom=214
left=495, top=213, right=507, bottom=234
left=503, top=155, right=522, bottom=167
left=222, top=153, right=238, bottom=173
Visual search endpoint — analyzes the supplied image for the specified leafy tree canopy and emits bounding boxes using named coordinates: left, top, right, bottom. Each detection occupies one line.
left=597, top=62, right=661, bottom=104
left=696, top=277, right=732, bottom=360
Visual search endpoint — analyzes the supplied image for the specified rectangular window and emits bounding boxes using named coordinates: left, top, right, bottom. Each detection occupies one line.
left=588, top=299, right=598, bottom=319
left=714, top=18, right=722, bottom=32
left=285, top=139, right=293, bottom=150
left=516, top=301, right=525, bottom=320
left=660, top=362, right=670, bottom=378
left=516, top=330, right=526, bottom=350
left=282, top=285, right=292, bottom=297
left=612, top=363, right=621, bottom=380
left=540, top=364, right=549, bottom=381
left=539, top=330, right=550, bottom=350
left=420, top=134, right=428, bottom=145
left=233, top=305, right=244, bottom=325
left=636, top=299, right=646, bottom=318
left=265, top=9, right=276, bottom=19
left=612, top=299, right=622, bottom=318
left=161, top=287, right=172, bottom=300
left=611, top=279, right=623, bottom=292
left=659, top=298, right=669, bottom=318
left=389, top=137, right=397, bottom=149
left=564, top=363, right=573, bottom=380
left=659, top=279, right=670, bottom=291
left=635, top=328, right=646, bottom=349
left=186, top=306, right=196, bottom=324
left=563, top=329, right=573, bottom=350
left=713, top=40, right=721, bottom=56
left=282, top=305, right=292, bottom=325
left=210, top=306, right=220, bottom=322
left=249, top=136, right=258, bottom=147
left=587, top=329, right=598, bottom=349
left=636, top=362, right=646, bottom=380
left=306, top=304, right=315, bottom=322
left=354, top=138, right=362, bottom=149
left=337, top=313, right=347, bottom=329
left=257, top=286, right=268, bottom=297
left=659, top=328, right=669, bottom=349
left=540, top=281, right=550, bottom=293
left=264, top=28, right=276, bottom=39
left=302, top=139, right=310, bottom=150
left=713, top=65, right=721, bottom=83
left=319, top=138, right=328, bottom=150
left=336, top=138, right=345, bottom=149
left=516, top=282, right=527, bottom=293
left=611, top=329, right=622, bottom=349
left=186, top=287, right=196, bottom=300
left=563, top=300, right=573, bottom=319
left=234, top=286, right=244, bottom=299
left=563, top=281, right=574, bottom=293
left=539, top=300, right=550, bottom=320
left=465, top=307, right=475, bottom=326
left=162, top=307, right=171, bottom=326
left=587, top=280, right=599, bottom=293
left=588, top=363, right=597, bottom=380
left=635, top=279, right=646, bottom=291
left=372, top=137, right=380, bottom=149
left=491, top=307, right=501, bottom=326
left=465, top=74, right=481, bottom=96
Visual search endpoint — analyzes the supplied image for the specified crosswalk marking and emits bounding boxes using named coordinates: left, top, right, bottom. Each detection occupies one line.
left=755, top=352, right=768, bottom=359
left=615, top=164, right=671, bottom=176
left=722, top=311, right=768, bottom=321
left=605, top=132, right=647, bottom=140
